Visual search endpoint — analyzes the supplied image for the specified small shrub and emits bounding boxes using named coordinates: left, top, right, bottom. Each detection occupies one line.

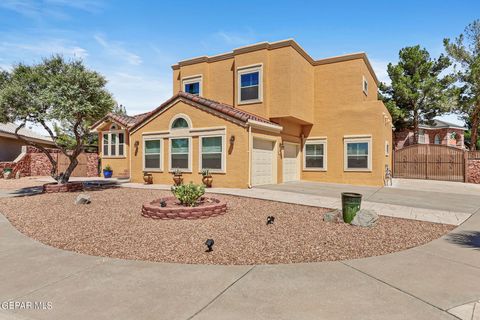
left=104, top=164, right=112, bottom=171
left=171, top=182, right=205, bottom=207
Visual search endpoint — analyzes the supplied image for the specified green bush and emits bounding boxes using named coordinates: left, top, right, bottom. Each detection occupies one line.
left=171, top=182, right=205, bottom=207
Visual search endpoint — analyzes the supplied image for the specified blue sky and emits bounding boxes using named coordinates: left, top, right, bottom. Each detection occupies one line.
left=1, top=0, right=479, bottom=127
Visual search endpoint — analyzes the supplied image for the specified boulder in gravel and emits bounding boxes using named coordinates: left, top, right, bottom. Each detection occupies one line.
left=323, top=209, right=342, bottom=223
left=75, top=194, right=91, bottom=205
left=350, top=209, right=378, bottom=227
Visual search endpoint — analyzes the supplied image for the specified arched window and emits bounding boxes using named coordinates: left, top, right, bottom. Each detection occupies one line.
left=110, top=124, right=118, bottom=130
left=171, top=117, right=189, bottom=129
left=434, top=134, right=441, bottom=144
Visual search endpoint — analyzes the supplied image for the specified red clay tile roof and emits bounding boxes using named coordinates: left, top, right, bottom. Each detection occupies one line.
left=130, top=92, right=278, bottom=131
left=91, top=111, right=151, bottom=130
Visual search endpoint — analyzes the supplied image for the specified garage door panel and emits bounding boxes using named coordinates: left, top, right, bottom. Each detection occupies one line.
left=252, top=139, right=274, bottom=186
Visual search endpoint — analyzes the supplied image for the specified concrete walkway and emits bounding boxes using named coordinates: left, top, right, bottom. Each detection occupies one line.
left=0, top=208, right=479, bottom=319
left=120, top=179, right=476, bottom=225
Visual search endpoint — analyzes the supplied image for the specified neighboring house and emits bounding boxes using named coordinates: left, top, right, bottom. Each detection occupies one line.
left=394, top=120, right=466, bottom=150
left=0, top=122, right=55, bottom=161
left=91, top=39, right=393, bottom=187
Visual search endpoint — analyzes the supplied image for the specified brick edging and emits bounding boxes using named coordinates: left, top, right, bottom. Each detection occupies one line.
left=43, top=182, right=84, bottom=193
left=141, top=196, right=227, bottom=220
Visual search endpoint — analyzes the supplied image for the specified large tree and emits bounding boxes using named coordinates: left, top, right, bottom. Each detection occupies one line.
left=380, top=46, right=455, bottom=143
left=0, top=56, right=115, bottom=183
left=444, top=20, right=480, bottom=150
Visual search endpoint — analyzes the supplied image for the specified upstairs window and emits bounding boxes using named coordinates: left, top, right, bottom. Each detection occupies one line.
left=238, top=65, right=262, bottom=103
left=362, top=76, right=368, bottom=95
left=182, top=76, right=202, bottom=96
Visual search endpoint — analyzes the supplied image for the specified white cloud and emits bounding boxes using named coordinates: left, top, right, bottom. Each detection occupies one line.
left=0, top=39, right=88, bottom=60
left=94, top=34, right=142, bottom=66
left=214, top=31, right=257, bottom=46
left=0, top=0, right=104, bottom=19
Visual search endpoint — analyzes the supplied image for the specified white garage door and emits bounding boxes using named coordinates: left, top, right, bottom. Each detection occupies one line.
left=252, top=139, right=274, bottom=186
left=283, top=144, right=299, bottom=182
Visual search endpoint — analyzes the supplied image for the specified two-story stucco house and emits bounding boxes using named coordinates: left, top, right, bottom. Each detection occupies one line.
left=91, top=39, right=393, bottom=187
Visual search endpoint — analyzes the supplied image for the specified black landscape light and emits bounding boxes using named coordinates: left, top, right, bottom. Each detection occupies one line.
left=266, top=216, right=275, bottom=225
left=160, top=200, right=167, bottom=207
left=205, top=239, right=214, bottom=252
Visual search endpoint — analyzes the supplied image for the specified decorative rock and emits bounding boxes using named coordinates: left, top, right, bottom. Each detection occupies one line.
left=75, top=194, right=91, bottom=205
left=323, top=209, right=342, bottom=223
left=350, top=209, right=378, bottom=227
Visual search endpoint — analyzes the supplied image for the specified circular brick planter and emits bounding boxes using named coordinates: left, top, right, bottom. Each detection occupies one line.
left=142, top=196, right=227, bottom=220
left=42, top=182, right=84, bottom=193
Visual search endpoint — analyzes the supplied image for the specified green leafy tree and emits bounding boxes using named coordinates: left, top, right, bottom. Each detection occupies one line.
left=444, top=20, right=480, bottom=150
left=112, top=103, right=127, bottom=116
left=0, top=56, right=115, bottom=183
left=380, top=46, right=455, bottom=143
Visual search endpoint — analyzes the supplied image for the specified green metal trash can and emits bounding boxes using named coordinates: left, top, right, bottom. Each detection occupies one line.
left=341, top=192, right=362, bottom=223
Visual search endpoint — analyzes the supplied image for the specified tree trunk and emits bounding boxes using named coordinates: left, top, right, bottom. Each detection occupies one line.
left=413, top=109, right=419, bottom=144
left=61, top=156, right=79, bottom=184
left=470, top=108, right=480, bottom=151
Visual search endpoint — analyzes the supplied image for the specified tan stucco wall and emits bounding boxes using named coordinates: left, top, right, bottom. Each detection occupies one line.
left=129, top=100, right=249, bottom=188
left=97, top=122, right=130, bottom=178
left=300, top=59, right=392, bottom=186
left=172, top=46, right=392, bottom=187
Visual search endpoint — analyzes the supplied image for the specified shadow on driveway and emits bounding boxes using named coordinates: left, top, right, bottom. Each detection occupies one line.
left=446, top=231, right=480, bottom=250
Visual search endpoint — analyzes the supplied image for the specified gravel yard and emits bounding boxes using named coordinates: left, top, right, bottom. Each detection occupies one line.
left=0, top=188, right=454, bottom=265
left=0, top=177, right=46, bottom=190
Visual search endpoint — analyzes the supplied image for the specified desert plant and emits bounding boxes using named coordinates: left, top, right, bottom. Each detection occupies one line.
left=173, top=169, right=182, bottom=176
left=171, top=182, right=205, bottom=207
left=104, top=164, right=112, bottom=171
left=201, top=169, right=211, bottom=177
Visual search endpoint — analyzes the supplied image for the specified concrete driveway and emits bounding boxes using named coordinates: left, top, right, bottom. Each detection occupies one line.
left=257, top=179, right=480, bottom=214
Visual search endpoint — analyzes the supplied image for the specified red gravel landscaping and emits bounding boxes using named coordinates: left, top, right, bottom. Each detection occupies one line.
left=0, top=188, right=454, bottom=265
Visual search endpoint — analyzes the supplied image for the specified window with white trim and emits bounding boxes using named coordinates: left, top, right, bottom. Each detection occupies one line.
left=344, top=138, right=372, bottom=170
left=171, top=117, right=189, bottom=129
left=102, top=130, right=125, bottom=157
left=304, top=140, right=326, bottom=170
left=170, top=138, right=190, bottom=170
left=362, top=76, right=368, bottom=95
left=182, top=76, right=202, bottom=96
left=201, top=136, right=224, bottom=171
left=238, top=65, right=262, bottom=103
left=144, top=139, right=162, bottom=170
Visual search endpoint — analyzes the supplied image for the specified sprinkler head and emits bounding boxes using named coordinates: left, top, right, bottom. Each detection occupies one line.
left=205, top=239, right=214, bottom=252
left=266, top=216, right=275, bottom=225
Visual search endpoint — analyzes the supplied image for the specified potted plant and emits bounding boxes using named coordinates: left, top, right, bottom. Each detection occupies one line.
left=172, top=169, right=183, bottom=186
left=201, top=169, right=213, bottom=188
left=103, top=164, right=113, bottom=178
left=2, top=168, right=13, bottom=179
left=143, top=171, right=153, bottom=184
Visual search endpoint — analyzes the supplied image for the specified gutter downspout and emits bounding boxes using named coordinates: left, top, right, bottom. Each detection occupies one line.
left=248, top=124, right=252, bottom=188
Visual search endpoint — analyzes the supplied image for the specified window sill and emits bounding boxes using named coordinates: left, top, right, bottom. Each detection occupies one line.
left=102, top=156, right=127, bottom=159
left=303, top=168, right=327, bottom=172
left=344, top=168, right=372, bottom=172
left=198, top=170, right=226, bottom=174
left=143, top=169, right=163, bottom=172
left=168, top=170, right=192, bottom=174
left=238, top=99, right=262, bottom=105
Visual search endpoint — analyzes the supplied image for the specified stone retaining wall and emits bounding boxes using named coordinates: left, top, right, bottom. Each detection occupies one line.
left=0, top=146, right=98, bottom=178
left=467, top=159, right=480, bottom=184
left=142, top=197, right=227, bottom=220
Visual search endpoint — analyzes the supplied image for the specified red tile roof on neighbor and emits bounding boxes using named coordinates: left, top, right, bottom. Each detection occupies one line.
left=91, top=111, right=152, bottom=130
left=129, top=92, right=279, bottom=131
